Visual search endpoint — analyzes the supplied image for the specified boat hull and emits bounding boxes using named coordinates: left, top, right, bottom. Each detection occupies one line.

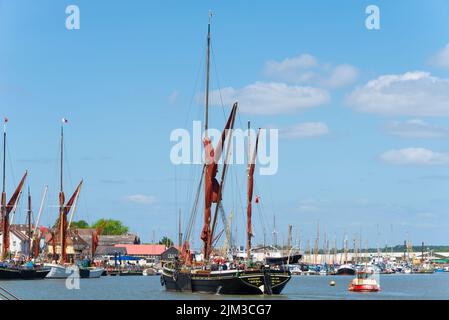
left=0, top=267, right=50, bottom=280
left=162, top=268, right=291, bottom=295
left=44, top=264, right=75, bottom=279
left=335, top=267, right=356, bottom=276
left=79, top=267, right=105, bottom=278
left=349, top=284, right=380, bottom=292
left=265, top=254, right=302, bottom=265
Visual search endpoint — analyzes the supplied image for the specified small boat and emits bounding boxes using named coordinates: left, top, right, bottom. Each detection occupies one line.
left=79, top=267, right=104, bottom=278
left=45, top=263, right=75, bottom=279
left=348, top=270, right=380, bottom=292
left=335, top=264, right=356, bottom=275
left=143, top=268, right=159, bottom=276
left=265, top=253, right=302, bottom=265
left=0, top=262, right=50, bottom=280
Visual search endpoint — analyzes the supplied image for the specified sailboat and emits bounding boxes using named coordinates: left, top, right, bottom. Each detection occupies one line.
left=0, top=118, right=50, bottom=280
left=78, top=222, right=105, bottom=278
left=161, top=13, right=291, bottom=295
left=45, top=119, right=84, bottom=279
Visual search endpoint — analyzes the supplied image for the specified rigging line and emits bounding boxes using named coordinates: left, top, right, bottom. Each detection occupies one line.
left=6, top=140, right=17, bottom=191
left=210, top=44, right=227, bottom=120
left=183, top=164, right=205, bottom=243
left=253, top=182, right=268, bottom=237
left=63, top=140, right=74, bottom=192
left=183, top=43, right=206, bottom=130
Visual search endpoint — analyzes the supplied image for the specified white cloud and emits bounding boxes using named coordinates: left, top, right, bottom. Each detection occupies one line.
left=346, top=71, right=449, bottom=116
left=386, top=119, right=448, bottom=139
left=280, top=122, right=329, bottom=139
left=380, top=148, right=449, bottom=165
left=323, top=64, right=359, bottom=88
left=263, top=54, right=358, bottom=88
left=210, top=82, right=330, bottom=115
left=123, top=194, right=157, bottom=205
left=430, top=43, right=449, bottom=68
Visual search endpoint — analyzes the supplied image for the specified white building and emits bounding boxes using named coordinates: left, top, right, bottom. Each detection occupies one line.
left=0, top=224, right=31, bottom=258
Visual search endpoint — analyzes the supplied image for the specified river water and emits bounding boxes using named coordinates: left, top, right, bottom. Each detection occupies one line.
left=1, top=273, right=449, bottom=300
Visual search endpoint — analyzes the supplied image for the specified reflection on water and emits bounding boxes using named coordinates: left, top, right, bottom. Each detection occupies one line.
left=1, top=273, right=449, bottom=300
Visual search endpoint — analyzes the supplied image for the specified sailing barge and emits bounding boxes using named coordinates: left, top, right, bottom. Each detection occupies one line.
left=161, top=14, right=291, bottom=295
left=45, top=119, right=103, bottom=279
left=0, top=119, right=50, bottom=280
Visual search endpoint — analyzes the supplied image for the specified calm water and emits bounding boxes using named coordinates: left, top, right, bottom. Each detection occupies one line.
left=1, top=273, right=449, bottom=300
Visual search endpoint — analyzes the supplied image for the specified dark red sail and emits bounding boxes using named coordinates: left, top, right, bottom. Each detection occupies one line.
left=247, top=130, right=260, bottom=261
left=202, top=104, right=237, bottom=260
left=1, top=170, right=27, bottom=259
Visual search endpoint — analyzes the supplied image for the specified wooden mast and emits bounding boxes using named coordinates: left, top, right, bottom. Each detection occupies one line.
left=246, top=128, right=260, bottom=263
left=59, top=121, right=67, bottom=264
left=27, top=187, right=31, bottom=259
left=247, top=121, right=250, bottom=261
left=1, top=119, right=7, bottom=260
left=204, top=10, right=212, bottom=134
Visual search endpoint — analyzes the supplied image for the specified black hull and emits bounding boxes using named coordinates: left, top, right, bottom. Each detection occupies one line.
left=161, top=268, right=291, bottom=295
left=265, top=254, right=302, bottom=265
left=0, top=267, right=50, bottom=280
left=335, top=268, right=356, bottom=276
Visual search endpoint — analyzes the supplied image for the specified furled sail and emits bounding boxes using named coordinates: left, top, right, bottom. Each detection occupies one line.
left=247, top=130, right=260, bottom=261
left=202, top=104, right=237, bottom=259
left=1, top=170, right=27, bottom=259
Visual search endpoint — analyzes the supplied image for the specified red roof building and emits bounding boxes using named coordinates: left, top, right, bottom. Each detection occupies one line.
left=114, top=244, right=166, bottom=258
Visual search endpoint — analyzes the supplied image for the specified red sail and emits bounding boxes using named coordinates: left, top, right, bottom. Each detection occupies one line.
left=1, top=170, right=27, bottom=259
left=33, top=226, right=47, bottom=258
left=6, top=170, right=27, bottom=215
left=91, top=231, right=99, bottom=258
left=181, top=240, right=192, bottom=266
left=63, top=180, right=83, bottom=216
left=202, top=105, right=237, bottom=259
left=59, top=179, right=83, bottom=263
left=247, top=130, right=260, bottom=260
left=91, top=220, right=105, bottom=258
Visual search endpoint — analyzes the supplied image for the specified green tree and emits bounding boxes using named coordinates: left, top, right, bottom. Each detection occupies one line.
left=71, top=220, right=90, bottom=229
left=159, top=236, right=173, bottom=247
left=92, top=219, right=128, bottom=235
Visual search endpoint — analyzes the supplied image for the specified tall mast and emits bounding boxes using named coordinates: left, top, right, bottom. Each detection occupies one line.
left=247, top=121, right=250, bottom=259
left=27, top=187, right=31, bottom=259
left=1, top=118, right=7, bottom=260
left=246, top=127, right=260, bottom=263
left=204, top=10, right=212, bottom=134
left=178, top=209, right=182, bottom=248
left=59, top=119, right=67, bottom=264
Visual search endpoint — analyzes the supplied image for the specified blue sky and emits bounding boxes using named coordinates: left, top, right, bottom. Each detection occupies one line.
left=1, top=0, right=449, bottom=249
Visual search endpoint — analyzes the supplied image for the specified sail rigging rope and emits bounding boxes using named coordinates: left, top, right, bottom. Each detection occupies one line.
left=183, top=164, right=205, bottom=244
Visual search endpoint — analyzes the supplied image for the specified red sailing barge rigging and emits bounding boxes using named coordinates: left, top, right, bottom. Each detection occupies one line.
left=0, top=119, right=50, bottom=279
left=161, top=13, right=291, bottom=295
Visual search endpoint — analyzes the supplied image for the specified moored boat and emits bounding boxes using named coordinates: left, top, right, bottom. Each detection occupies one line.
left=162, top=265, right=290, bottom=295
left=161, top=12, right=291, bottom=295
left=348, top=270, right=380, bottom=292
left=0, top=262, right=50, bottom=280
left=335, top=264, right=356, bottom=275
